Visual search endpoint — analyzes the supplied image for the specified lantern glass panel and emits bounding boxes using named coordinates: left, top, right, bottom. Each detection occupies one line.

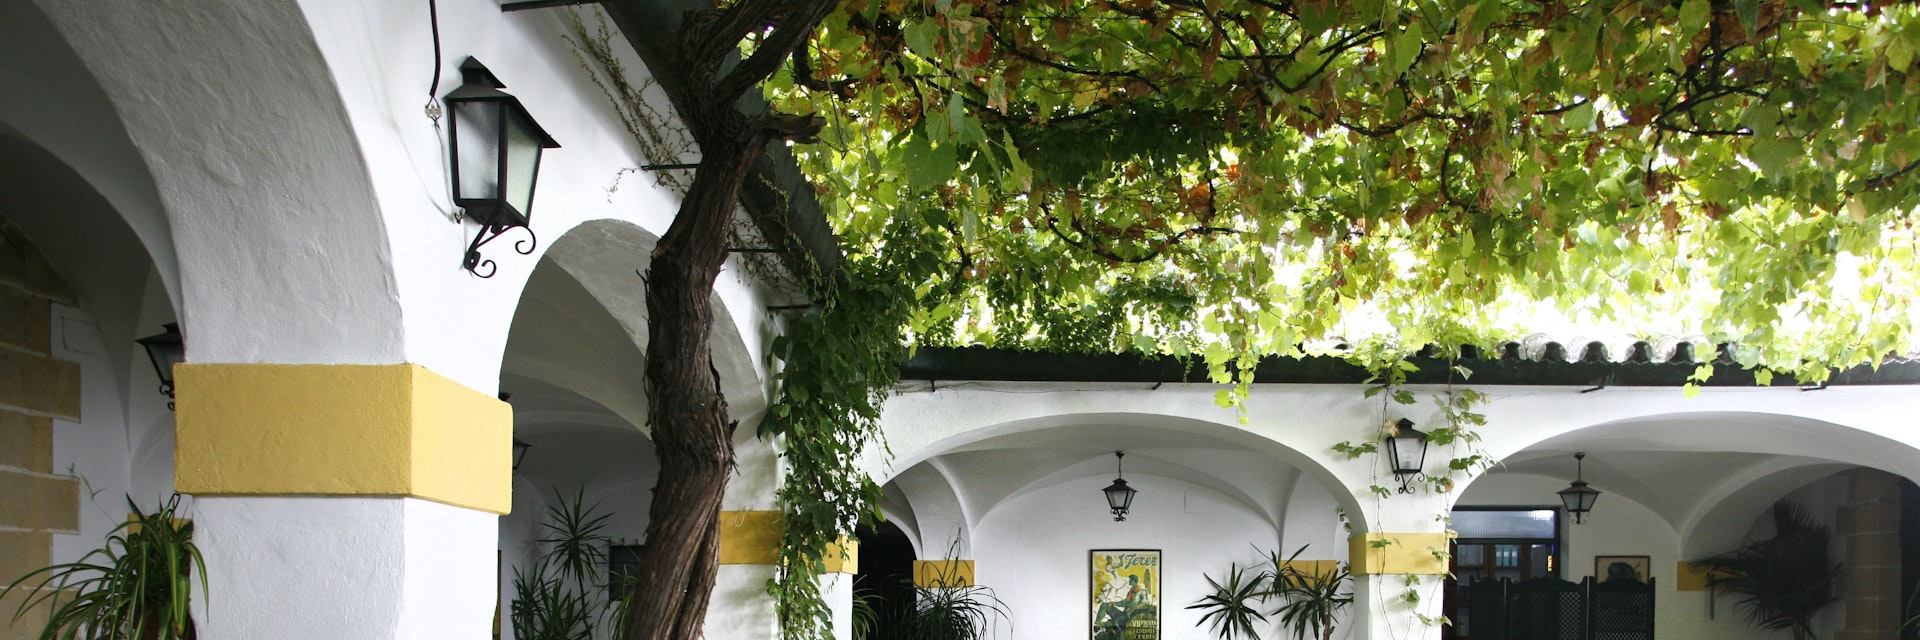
left=453, top=100, right=503, bottom=205
left=503, top=108, right=543, bottom=222
left=1104, top=479, right=1135, bottom=511
left=1389, top=434, right=1425, bottom=473
left=1559, top=483, right=1600, bottom=513
left=135, top=324, right=185, bottom=387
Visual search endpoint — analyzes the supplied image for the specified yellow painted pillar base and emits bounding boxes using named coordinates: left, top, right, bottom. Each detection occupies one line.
left=913, top=560, right=976, bottom=587
left=1349, top=532, right=1452, bottom=576
left=718, top=510, right=859, bottom=574
left=174, top=363, right=512, bottom=514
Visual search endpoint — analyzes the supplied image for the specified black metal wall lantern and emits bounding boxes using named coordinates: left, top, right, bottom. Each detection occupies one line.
left=135, top=323, right=185, bottom=411
left=1558, top=452, right=1602, bottom=524
left=1102, top=451, right=1138, bottom=522
left=446, top=57, right=560, bottom=278
left=1385, top=418, right=1429, bottom=494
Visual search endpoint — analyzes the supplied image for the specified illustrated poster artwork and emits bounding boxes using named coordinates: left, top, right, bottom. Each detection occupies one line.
left=1090, top=549, right=1160, bottom=640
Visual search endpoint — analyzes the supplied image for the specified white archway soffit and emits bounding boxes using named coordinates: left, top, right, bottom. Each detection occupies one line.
left=877, top=403, right=1367, bottom=532
left=1508, top=409, right=1920, bottom=484
left=504, top=256, right=650, bottom=434
left=926, top=424, right=1301, bottom=530
left=27, top=0, right=412, bottom=368
left=0, top=2, right=180, bottom=310
left=505, top=219, right=773, bottom=434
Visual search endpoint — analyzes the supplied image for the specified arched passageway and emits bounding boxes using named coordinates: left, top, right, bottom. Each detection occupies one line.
left=1456, top=411, right=1920, bottom=640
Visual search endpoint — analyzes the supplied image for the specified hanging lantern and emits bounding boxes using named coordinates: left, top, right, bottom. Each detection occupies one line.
left=1558, top=452, right=1602, bottom=524
left=1102, top=451, right=1138, bottom=521
left=1384, top=418, right=1429, bottom=494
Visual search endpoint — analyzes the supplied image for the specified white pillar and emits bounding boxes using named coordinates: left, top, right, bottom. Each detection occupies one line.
left=704, top=429, right=860, bottom=639
left=175, top=363, right=512, bottom=640
left=1348, top=490, right=1451, bottom=640
left=195, top=497, right=498, bottom=639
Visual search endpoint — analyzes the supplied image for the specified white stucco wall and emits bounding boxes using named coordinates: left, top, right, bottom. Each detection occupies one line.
left=972, top=472, right=1281, bottom=640
left=194, top=496, right=497, bottom=640
left=1280, top=474, right=1348, bottom=562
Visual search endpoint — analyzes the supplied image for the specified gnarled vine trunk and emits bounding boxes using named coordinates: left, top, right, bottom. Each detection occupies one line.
left=620, top=0, right=835, bottom=638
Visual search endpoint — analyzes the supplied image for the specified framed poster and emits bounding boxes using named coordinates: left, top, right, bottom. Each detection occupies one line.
left=1091, top=549, right=1161, bottom=640
left=1594, top=555, right=1650, bottom=584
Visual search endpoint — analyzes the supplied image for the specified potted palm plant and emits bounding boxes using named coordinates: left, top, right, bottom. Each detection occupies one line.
left=1266, top=547, right=1352, bottom=640
left=1694, top=502, right=1841, bottom=640
left=2, top=494, right=205, bottom=640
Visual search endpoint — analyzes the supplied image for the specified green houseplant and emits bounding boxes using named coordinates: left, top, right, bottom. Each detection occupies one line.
left=1265, top=548, right=1352, bottom=640
left=853, top=548, right=1007, bottom=640
left=2, top=494, right=205, bottom=640
left=1695, top=502, right=1841, bottom=640
left=511, top=489, right=626, bottom=640
left=1189, top=546, right=1352, bottom=640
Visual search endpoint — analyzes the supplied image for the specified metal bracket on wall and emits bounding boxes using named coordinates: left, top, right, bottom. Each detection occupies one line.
left=464, top=223, right=538, bottom=279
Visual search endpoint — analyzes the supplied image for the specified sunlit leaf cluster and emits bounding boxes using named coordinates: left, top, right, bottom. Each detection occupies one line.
left=766, top=0, right=1920, bottom=382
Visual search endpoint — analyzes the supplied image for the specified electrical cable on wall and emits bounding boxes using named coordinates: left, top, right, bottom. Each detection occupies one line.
left=423, top=0, right=465, bottom=227
left=424, top=0, right=444, bottom=123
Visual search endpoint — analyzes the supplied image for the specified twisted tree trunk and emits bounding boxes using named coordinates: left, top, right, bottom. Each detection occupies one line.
left=621, top=0, right=834, bottom=637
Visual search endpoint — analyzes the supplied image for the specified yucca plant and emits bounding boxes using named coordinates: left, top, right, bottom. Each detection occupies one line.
left=1695, top=502, right=1841, bottom=640
left=1186, top=564, right=1267, bottom=640
left=1189, top=545, right=1352, bottom=640
left=2, top=494, right=205, bottom=640
left=1265, top=547, right=1351, bottom=640
left=511, top=489, right=621, bottom=640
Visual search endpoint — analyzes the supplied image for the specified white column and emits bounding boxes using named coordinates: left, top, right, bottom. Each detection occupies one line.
left=1349, top=489, right=1450, bottom=640
left=194, top=497, right=498, bottom=640
left=707, top=432, right=784, bottom=639
left=174, top=363, right=512, bottom=640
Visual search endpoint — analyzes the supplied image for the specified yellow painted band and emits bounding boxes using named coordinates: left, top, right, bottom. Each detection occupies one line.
left=1675, top=561, right=1725, bottom=591
left=1280, top=559, right=1342, bottom=579
left=173, top=364, right=511, bottom=514
left=1349, top=532, right=1451, bottom=575
left=717, top=510, right=859, bottom=574
left=719, top=511, right=783, bottom=565
left=913, top=560, right=974, bottom=587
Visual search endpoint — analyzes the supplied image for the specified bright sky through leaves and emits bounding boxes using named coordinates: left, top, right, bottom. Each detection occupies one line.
left=765, top=0, right=1920, bottom=383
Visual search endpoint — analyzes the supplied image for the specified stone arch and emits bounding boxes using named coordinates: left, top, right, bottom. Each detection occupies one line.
left=503, top=217, right=769, bottom=435
left=1476, top=411, right=1920, bottom=489
left=19, top=0, right=405, bottom=367
left=876, top=409, right=1372, bottom=534
left=0, top=1, right=179, bottom=309
left=1461, top=410, right=1920, bottom=554
left=1677, top=460, right=1854, bottom=558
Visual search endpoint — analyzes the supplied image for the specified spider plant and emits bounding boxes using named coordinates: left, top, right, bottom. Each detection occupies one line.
left=1186, top=563, right=1266, bottom=640
left=857, top=543, right=1008, bottom=640
left=1694, top=502, right=1841, bottom=640
left=2, top=494, right=205, bottom=640
left=511, top=488, right=621, bottom=640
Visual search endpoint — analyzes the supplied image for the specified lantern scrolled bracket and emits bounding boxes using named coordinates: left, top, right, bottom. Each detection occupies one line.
left=463, top=222, right=539, bottom=279
left=1395, top=471, right=1426, bottom=495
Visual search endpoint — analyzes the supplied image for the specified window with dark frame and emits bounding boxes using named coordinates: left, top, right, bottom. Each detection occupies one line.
left=1442, top=506, right=1563, bottom=640
left=609, top=544, right=644, bottom=604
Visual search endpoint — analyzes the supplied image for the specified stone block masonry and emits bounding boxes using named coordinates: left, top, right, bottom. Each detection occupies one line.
left=0, top=217, right=81, bottom=640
